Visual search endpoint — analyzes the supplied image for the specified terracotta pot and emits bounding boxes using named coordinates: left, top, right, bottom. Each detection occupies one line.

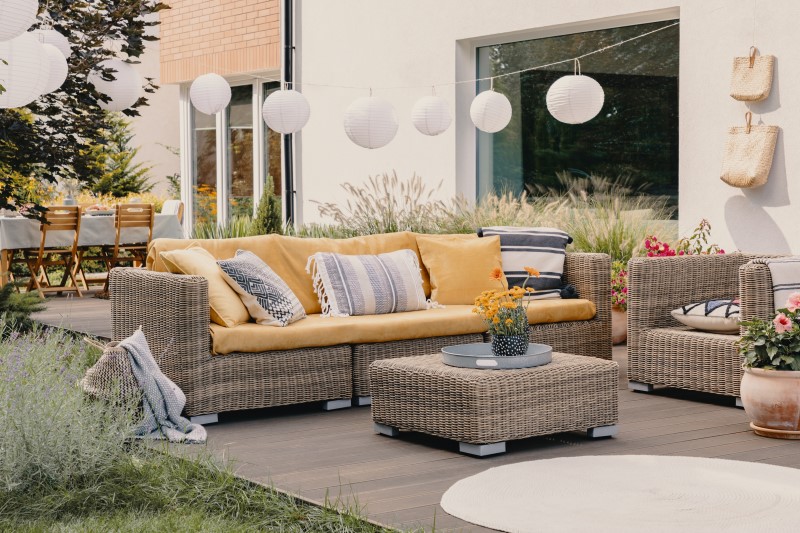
left=611, top=306, right=627, bottom=345
left=740, top=367, right=800, bottom=439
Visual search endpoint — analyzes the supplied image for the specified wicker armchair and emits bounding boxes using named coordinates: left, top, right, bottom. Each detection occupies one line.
left=627, top=254, right=776, bottom=402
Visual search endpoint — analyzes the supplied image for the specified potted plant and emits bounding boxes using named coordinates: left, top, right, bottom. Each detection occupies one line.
left=474, top=267, right=539, bottom=356
left=611, top=261, right=628, bottom=345
left=737, top=293, right=800, bottom=439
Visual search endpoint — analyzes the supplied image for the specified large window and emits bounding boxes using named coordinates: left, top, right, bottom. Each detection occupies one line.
left=476, top=20, right=679, bottom=206
left=192, top=107, right=217, bottom=227
left=227, top=86, right=255, bottom=219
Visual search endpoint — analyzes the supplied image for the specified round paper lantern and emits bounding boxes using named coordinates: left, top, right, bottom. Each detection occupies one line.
left=262, top=89, right=310, bottom=134
left=190, top=73, right=231, bottom=115
left=0, top=33, right=49, bottom=109
left=470, top=90, right=512, bottom=133
left=31, top=29, right=72, bottom=58
left=40, top=44, right=68, bottom=95
left=545, top=74, right=605, bottom=124
left=0, top=0, right=38, bottom=42
left=343, top=96, right=398, bottom=149
left=411, top=95, right=451, bottom=136
left=88, top=59, right=142, bottom=111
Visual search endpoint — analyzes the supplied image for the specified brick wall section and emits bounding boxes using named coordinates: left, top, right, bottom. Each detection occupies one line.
left=160, top=0, right=281, bottom=84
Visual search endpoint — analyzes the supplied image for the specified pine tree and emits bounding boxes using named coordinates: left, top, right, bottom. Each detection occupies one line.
left=252, top=175, right=283, bottom=235
left=89, top=114, right=153, bottom=197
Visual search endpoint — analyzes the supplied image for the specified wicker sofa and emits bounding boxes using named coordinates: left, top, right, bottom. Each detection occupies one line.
left=627, top=254, right=776, bottom=402
left=109, top=232, right=611, bottom=421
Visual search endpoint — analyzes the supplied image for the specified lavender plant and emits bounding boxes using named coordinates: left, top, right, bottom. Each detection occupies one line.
left=0, top=326, right=136, bottom=492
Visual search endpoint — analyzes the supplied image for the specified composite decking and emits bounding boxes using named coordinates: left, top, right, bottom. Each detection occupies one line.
left=33, top=297, right=800, bottom=532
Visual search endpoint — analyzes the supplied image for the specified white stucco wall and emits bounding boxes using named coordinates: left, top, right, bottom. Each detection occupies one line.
left=297, top=0, right=799, bottom=253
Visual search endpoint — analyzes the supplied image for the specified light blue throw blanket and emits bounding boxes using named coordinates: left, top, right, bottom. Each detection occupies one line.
left=118, top=329, right=206, bottom=444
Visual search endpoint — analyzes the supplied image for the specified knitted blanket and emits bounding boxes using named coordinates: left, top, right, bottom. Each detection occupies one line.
left=751, top=257, right=800, bottom=311
left=118, top=329, right=206, bottom=444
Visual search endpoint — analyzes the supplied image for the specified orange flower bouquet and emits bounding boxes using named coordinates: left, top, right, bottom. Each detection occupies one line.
left=473, top=267, right=539, bottom=356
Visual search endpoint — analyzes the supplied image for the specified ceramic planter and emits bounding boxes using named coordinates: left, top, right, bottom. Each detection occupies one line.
left=491, top=334, right=528, bottom=357
left=611, top=306, right=627, bottom=345
left=740, top=367, right=800, bottom=439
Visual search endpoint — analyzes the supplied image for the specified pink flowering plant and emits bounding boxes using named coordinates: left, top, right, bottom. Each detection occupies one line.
left=644, top=219, right=725, bottom=257
left=611, top=260, right=628, bottom=311
left=737, top=292, right=800, bottom=370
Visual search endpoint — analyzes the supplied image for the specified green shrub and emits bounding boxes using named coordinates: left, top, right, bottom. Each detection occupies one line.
left=0, top=326, right=136, bottom=492
left=0, top=285, right=46, bottom=336
left=252, top=175, right=283, bottom=235
left=191, top=215, right=258, bottom=240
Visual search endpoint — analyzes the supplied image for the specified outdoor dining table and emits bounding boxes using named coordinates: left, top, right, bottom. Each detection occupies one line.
left=0, top=212, right=185, bottom=287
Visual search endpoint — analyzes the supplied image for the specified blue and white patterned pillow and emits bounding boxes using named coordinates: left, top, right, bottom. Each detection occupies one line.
left=671, top=299, right=740, bottom=333
left=477, top=226, right=573, bottom=294
left=306, top=249, right=427, bottom=317
left=217, top=250, right=305, bottom=327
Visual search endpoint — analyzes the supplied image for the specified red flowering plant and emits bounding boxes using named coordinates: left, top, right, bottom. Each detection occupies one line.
left=611, top=261, right=628, bottom=312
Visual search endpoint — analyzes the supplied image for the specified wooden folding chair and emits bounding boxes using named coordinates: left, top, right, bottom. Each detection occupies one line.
left=102, top=203, right=155, bottom=292
left=23, top=205, right=83, bottom=298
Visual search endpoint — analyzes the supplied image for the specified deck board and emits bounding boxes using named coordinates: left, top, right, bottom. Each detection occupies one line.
left=33, top=299, right=799, bottom=531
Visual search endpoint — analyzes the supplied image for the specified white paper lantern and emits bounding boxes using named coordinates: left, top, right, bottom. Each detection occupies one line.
left=88, top=59, right=142, bottom=111
left=546, top=74, right=605, bottom=124
left=0, top=0, right=38, bottom=42
left=40, top=44, right=68, bottom=95
left=262, top=89, right=310, bottom=134
left=411, top=95, right=451, bottom=136
left=343, top=96, right=398, bottom=149
left=470, top=90, right=512, bottom=133
left=190, top=73, right=231, bottom=115
left=31, top=29, right=72, bottom=58
left=0, top=33, right=49, bottom=109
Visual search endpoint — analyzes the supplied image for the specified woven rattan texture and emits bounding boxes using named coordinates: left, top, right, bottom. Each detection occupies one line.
left=80, top=344, right=141, bottom=403
left=627, top=255, right=776, bottom=396
left=353, top=334, right=483, bottom=396
left=370, top=353, right=618, bottom=445
left=111, top=268, right=351, bottom=416
left=730, top=54, right=775, bottom=102
left=563, top=252, right=611, bottom=359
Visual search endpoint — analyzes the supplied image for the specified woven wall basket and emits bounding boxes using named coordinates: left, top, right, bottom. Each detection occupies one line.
left=730, top=47, right=775, bottom=102
left=720, top=112, right=779, bottom=189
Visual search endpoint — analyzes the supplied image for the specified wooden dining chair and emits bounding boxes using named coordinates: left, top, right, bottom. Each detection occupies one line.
left=23, top=205, right=83, bottom=298
left=101, top=203, right=155, bottom=292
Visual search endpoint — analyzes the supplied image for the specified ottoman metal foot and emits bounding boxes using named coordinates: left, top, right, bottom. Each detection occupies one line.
left=459, top=442, right=506, bottom=457
left=355, top=396, right=372, bottom=406
left=628, top=381, right=654, bottom=393
left=735, top=397, right=743, bottom=408
left=322, top=399, right=352, bottom=411
left=374, top=422, right=399, bottom=437
left=190, top=413, right=219, bottom=425
left=587, top=424, right=618, bottom=438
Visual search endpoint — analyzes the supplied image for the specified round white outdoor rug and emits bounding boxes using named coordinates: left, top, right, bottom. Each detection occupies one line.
left=440, top=455, right=800, bottom=533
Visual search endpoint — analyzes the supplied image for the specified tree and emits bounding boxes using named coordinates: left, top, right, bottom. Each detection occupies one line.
left=252, top=176, right=283, bottom=235
left=89, top=114, right=153, bottom=197
left=0, top=0, right=168, bottom=217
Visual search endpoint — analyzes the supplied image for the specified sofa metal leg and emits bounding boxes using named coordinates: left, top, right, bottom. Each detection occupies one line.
left=628, top=381, right=654, bottom=393
left=587, top=424, right=618, bottom=438
left=735, top=397, right=744, bottom=408
left=374, top=422, right=399, bottom=437
left=322, top=399, right=352, bottom=411
left=190, top=413, right=219, bottom=425
left=459, top=442, right=506, bottom=457
left=355, top=396, right=372, bottom=406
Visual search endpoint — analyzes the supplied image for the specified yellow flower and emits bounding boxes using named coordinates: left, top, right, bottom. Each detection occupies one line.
left=489, top=267, right=504, bottom=281
left=501, top=302, right=517, bottom=309
left=524, top=266, right=540, bottom=277
left=492, top=317, right=500, bottom=324
left=505, top=318, right=513, bottom=325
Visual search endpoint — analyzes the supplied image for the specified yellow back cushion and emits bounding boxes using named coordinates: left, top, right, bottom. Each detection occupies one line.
left=416, top=234, right=506, bottom=305
left=160, top=247, right=251, bottom=328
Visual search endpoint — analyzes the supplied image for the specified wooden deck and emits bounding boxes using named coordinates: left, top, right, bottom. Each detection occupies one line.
left=32, top=299, right=800, bottom=532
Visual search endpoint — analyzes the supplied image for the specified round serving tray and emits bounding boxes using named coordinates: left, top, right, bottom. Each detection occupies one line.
left=441, top=343, right=552, bottom=370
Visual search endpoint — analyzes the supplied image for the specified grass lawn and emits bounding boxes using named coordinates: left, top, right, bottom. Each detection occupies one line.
left=0, top=448, right=392, bottom=533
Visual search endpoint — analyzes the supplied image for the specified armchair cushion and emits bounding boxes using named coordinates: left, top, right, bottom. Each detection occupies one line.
left=671, top=299, right=740, bottom=334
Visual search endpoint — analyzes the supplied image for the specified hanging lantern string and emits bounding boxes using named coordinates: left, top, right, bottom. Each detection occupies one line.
left=214, top=20, right=678, bottom=92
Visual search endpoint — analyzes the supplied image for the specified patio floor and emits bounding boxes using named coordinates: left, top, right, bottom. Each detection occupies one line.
left=33, top=296, right=800, bottom=532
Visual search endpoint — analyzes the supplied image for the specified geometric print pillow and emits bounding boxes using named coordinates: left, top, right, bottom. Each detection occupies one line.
left=306, top=249, right=427, bottom=317
left=217, top=250, right=306, bottom=327
left=670, top=298, right=740, bottom=334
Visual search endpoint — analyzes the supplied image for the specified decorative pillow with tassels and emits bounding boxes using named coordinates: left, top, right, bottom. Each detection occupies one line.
left=306, top=249, right=428, bottom=317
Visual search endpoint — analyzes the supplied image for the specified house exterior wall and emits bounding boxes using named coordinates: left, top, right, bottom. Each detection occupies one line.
left=296, top=0, right=800, bottom=254
left=160, top=0, right=281, bottom=84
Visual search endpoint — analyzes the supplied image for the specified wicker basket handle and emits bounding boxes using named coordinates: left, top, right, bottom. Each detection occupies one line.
left=744, top=111, right=752, bottom=134
left=749, top=46, right=758, bottom=68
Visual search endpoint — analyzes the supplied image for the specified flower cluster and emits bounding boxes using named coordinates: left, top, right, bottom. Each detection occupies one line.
left=643, top=236, right=679, bottom=257
left=738, top=292, right=800, bottom=371
left=473, top=267, right=538, bottom=336
left=611, top=260, right=628, bottom=311
left=644, top=219, right=726, bottom=257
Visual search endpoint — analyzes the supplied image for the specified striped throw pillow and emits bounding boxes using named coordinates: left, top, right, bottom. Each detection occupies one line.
left=217, top=250, right=306, bottom=327
left=478, top=226, right=573, bottom=292
left=306, top=249, right=427, bottom=317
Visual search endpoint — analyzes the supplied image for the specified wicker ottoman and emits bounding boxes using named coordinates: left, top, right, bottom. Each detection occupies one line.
left=370, top=352, right=619, bottom=456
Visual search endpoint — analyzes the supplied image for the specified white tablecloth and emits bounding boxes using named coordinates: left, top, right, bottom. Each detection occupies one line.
left=0, top=213, right=184, bottom=251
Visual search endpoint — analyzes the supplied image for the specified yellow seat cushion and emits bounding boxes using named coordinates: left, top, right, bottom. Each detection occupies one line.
left=148, top=231, right=429, bottom=313
left=416, top=234, right=506, bottom=305
left=210, top=299, right=596, bottom=354
left=160, top=247, right=251, bottom=328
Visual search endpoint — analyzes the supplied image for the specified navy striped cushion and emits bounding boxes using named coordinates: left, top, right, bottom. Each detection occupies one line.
left=478, top=227, right=573, bottom=292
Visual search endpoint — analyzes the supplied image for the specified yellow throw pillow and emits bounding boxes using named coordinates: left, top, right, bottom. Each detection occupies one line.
left=160, top=247, right=251, bottom=328
left=416, top=234, right=506, bottom=305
